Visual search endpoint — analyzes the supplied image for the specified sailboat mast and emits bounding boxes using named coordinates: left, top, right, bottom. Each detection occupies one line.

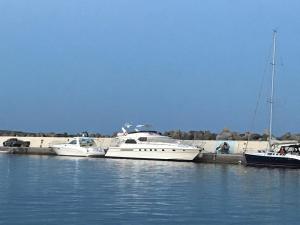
left=269, top=30, right=277, bottom=148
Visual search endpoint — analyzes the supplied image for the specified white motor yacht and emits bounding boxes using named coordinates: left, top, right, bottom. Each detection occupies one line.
left=105, top=124, right=202, bottom=161
left=52, top=137, right=105, bottom=157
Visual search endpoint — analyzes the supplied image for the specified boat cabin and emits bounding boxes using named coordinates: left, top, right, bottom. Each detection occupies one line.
left=68, top=138, right=96, bottom=147
left=277, top=144, right=300, bottom=155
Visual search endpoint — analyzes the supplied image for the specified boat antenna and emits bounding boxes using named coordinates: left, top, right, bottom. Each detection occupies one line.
left=269, top=30, right=277, bottom=149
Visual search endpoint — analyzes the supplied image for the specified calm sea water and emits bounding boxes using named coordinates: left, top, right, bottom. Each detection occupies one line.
left=1, top=154, right=300, bottom=225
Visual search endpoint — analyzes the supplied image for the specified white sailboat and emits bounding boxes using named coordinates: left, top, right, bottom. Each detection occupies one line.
left=244, top=31, right=300, bottom=168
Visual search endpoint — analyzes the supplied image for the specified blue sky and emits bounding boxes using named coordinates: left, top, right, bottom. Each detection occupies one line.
left=0, top=0, right=300, bottom=135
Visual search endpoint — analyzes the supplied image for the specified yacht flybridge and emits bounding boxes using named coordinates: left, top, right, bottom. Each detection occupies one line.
left=105, top=124, right=203, bottom=161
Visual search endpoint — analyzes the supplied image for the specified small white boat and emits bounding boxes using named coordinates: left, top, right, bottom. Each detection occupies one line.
left=52, top=137, right=105, bottom=157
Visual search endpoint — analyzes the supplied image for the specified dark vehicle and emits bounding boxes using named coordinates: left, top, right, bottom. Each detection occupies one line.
left=3, top=138, right=30, bottom=147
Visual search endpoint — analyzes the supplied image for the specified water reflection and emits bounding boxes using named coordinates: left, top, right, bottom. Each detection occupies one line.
left=1, top=154, right=300, bottom=225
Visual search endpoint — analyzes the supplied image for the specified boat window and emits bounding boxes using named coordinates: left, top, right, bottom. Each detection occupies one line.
left=173, top=149, right=176, bottom=151
left=125, top=139, right=137, bottom=144
left=138, top=137, right=147, bottom=142
left=69, top=140, right=77, bottom=145
left=162, top=149, right=165, bottom=151
left=80, top=138, right=96, bottom=147
left=147, top=136, right=177, bottom=144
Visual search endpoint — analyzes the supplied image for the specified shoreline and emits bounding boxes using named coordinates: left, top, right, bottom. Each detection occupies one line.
left=0, top=136, right=295, bottom=165
left=1, top=136, right=293, bottom=153
left=0, top=147, right=244, bottom=164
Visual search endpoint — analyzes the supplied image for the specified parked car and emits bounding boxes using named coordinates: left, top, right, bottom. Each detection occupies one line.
left=3, top=138, right=30, bottom=147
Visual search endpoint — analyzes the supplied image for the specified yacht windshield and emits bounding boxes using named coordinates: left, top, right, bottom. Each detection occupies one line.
left=125, top=139, right=137, bottom=144
left=79, top=138, right=96, bottom=147
left=69, top=140, right=77, bottom=145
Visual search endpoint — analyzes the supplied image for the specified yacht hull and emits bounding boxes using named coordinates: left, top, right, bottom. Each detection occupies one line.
left=53, top=147, right=105, bottom=157
left=105, top=148, right=200, bottom=161
left=244, top=153, right=300, bottom=168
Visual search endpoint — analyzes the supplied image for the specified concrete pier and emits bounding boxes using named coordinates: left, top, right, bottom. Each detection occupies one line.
left=0, top=136, right=275, bottom=153
left=0, top=136, right=292, bottom=164
left=0, top=146, right=245, bottom=164
left=0, top=147, right=56, bottom=155
left=195, top=153, right=244, bottom=164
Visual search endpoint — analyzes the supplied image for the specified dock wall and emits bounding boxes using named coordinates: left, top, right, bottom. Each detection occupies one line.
left=0, top=136, right=280, bottom=153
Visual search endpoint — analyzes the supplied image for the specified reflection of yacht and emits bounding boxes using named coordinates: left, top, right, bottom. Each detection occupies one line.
left=52, top=137, right=105, bottom=157
left=105, top=124, right=202, bottom=161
